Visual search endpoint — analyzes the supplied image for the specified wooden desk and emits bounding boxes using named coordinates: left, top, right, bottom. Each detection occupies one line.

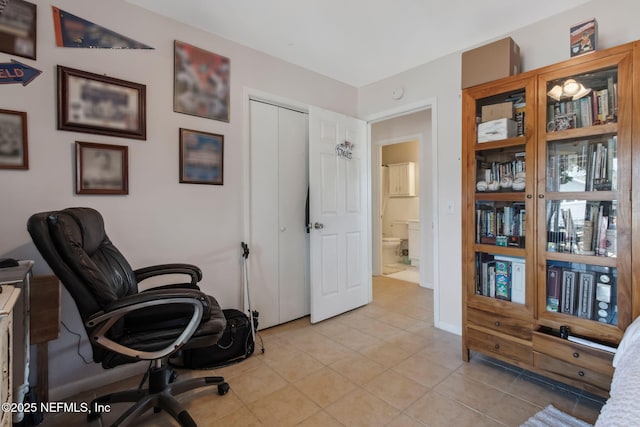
left=29, top=275, right=60, bottom=404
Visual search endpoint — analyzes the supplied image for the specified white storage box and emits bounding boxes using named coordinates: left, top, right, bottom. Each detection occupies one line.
left=478, top=118, right=517, bottom=143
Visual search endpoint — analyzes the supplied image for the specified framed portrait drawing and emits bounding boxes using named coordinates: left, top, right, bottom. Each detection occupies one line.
left=0, top=0, right=37, bottom=60
left=179, top=128, right=223, bottom=185
left=0, top=109, right=28, bottom=170
left=58, top=66, right=146, bottom=140
left=75, top=141, right=128, bottom=195
left=174, top=40, right=230, bottom=122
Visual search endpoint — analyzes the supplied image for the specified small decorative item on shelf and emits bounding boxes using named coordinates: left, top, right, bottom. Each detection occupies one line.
left=476, top=180, right=488, bottom=192
left=570, top=18, right=597, bottom=57
left=487, top=181, right=500, bottom=192
left=512, top=173, right=526, bottom=191
left=499, top=175, right=513, bottom=189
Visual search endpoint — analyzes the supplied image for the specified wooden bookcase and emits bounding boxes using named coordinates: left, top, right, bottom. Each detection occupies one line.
left=462, top=40, right=640, bottom=397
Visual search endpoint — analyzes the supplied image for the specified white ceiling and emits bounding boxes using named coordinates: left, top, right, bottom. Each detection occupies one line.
left=126, top=0, right=591, bottom=87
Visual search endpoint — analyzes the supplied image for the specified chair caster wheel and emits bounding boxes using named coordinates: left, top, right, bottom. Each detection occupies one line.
left=169, top=370, right=178, bottom=383
left=218, top=382, right=230, bottom=395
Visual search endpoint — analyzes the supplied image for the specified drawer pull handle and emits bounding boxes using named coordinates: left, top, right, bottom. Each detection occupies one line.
left=494, top=344, right=500, bottom=350
left=494, top=321, right=501, bottom=327
left=578, top=371, right=585, bottom=377
left=573, top=352, right=580, bottom=358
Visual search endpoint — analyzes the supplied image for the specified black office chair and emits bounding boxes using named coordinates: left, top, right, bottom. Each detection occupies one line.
left=27, top=207, right=229, bottom=427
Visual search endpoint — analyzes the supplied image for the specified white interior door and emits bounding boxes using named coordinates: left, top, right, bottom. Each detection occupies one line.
left=309, top=106, right=370, bottom=323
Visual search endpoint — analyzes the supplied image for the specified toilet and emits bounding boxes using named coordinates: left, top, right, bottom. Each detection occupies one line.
left=382, top=237, right=403, bottom=265
left=383, top=221, right=409, bottom=269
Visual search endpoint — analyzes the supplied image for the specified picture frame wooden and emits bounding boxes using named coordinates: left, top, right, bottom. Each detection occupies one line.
left=75, top=141, right=128, bottom=195
left=174, top=40, right=230, bottom=122
left=0, top=109, right=28, bottom=170
left=0, top=0, right=37, bottom=60
left=179, top=128, right=223, bottom=185
left=58, top=66, right=146, bottom=140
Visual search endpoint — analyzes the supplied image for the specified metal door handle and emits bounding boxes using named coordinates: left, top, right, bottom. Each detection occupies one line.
left=314, top=222, right=324, bottom=229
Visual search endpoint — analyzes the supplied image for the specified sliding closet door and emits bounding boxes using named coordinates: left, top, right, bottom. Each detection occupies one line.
left=249, top=100, right=309, bottom=329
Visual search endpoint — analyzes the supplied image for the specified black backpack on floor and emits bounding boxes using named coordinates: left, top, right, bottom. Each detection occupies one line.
left=174, top=309, right=256, bottom=369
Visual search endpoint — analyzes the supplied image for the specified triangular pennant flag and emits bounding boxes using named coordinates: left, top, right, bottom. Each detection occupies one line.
left=52, top=6, right=153, bottom=49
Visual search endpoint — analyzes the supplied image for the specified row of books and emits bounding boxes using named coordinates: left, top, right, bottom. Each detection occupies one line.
left=547, top=78, right=618, bottom=130
left=477, top=154, right=526, bottom=186
left=476, top=254, right=525, bottom=304
left=546, top=265, right=616, bottom=324
left=547, top=136, right=617, bottom=192
left=547, top=200, right=616, bottom=257
left=476, top=202, right=525, bottom=246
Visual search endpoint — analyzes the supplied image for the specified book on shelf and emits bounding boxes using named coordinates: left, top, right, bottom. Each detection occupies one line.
left=546, top=266, right=562, bottom=312
left=494, top=260, right=511, bottom=301
left=577, top=271, right=596, bottom=319
left=496, top=255, right=525, bottom=304
left=561, top=270, right=578, bottom=315
left=595, top=272, right=616, bottom=324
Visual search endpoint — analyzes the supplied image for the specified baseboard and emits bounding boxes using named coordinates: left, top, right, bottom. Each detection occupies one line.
left=435, top=320, right=462, bottom=336
left=49, top=363, right=147, bottom=401
left=420, top=281, right=433, bottom=289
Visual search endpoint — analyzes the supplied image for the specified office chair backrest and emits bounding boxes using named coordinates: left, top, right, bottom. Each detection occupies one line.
left=27, top=207, right=138, bottom=324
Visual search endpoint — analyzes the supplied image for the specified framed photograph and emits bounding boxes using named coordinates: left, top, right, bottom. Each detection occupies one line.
left=0, top=0, right=37, bottom=60
left=174, top=40, right=230, bottom=122
left=75, top=141, right=128, bottom=195
left=58, top=66, right=146, bottom=140
left=179, top=128, right=223, bottom=185
left=0, top=109, right=28, bottom=170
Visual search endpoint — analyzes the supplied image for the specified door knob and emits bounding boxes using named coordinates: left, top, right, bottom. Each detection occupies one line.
left=314, top=222, right=324, bottom=229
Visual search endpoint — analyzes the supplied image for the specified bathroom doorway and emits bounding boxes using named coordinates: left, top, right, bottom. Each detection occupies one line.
left=371, top=108, right=434, bottom=288
left=381, top=141, right=420, bottom=281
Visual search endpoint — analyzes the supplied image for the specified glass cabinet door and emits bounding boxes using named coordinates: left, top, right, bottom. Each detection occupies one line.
left=537, top=53, right=632, bottom=339
left=462, top=76, right=536, bottom=313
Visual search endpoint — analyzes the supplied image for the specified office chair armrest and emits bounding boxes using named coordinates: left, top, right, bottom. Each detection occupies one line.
left=134, top=263, right=203, bottom=286
left=86, top=289, right=209, bottom=360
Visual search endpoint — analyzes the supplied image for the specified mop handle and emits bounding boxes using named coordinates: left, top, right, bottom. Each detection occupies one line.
left=241, top=242, right=256, bottom=343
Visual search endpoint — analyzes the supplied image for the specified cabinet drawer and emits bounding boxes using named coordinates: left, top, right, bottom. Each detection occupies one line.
left=466, top=327, right=532, bottom=365
left=467, top=308, right=532, bottom=340
left=534, top=352, right=612, bottom=391
left=532, top=332, right=614, bottom=376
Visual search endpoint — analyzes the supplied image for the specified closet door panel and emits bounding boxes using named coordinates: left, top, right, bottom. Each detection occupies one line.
left=250, top=101, right=280, bottom=329
left=278, top=108, right=310, bottom=322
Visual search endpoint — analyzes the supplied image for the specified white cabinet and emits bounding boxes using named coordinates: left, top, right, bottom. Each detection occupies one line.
left=250, top=100, right=310, bottom=329
left=388, top=162, right=416, bottom=197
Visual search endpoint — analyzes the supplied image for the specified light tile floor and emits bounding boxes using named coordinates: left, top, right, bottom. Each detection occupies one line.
left=41, top=276, right=606, bottom=426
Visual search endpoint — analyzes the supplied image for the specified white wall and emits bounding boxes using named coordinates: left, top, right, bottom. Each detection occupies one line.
left=358, top=0, right=640, bottom=334
left=0, top=0, right=357, bottom=398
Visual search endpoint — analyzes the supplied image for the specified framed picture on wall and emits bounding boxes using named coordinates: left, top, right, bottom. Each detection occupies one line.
left=0, top=109, right=28, bottom=170
left=58, top=66, right=147, bottom=140
left=75, top=141, right=128, bottom=195
left=174, top=40, right=230, bottom=122
left=0, top=0, right=37, bottom=60
left=179, top=128, right=223, bottom=185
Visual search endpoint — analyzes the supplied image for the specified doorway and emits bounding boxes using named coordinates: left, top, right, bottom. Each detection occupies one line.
left=370, top=107, right=436, bottom=292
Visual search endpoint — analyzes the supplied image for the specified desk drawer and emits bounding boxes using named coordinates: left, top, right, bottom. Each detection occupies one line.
left=467, top=308, right=532, bottom=340
left=532, top=332, right=614, bottom=376
left=533, top=352, right=612, bottom=391
left=467, top=327, right=532, bottom=365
